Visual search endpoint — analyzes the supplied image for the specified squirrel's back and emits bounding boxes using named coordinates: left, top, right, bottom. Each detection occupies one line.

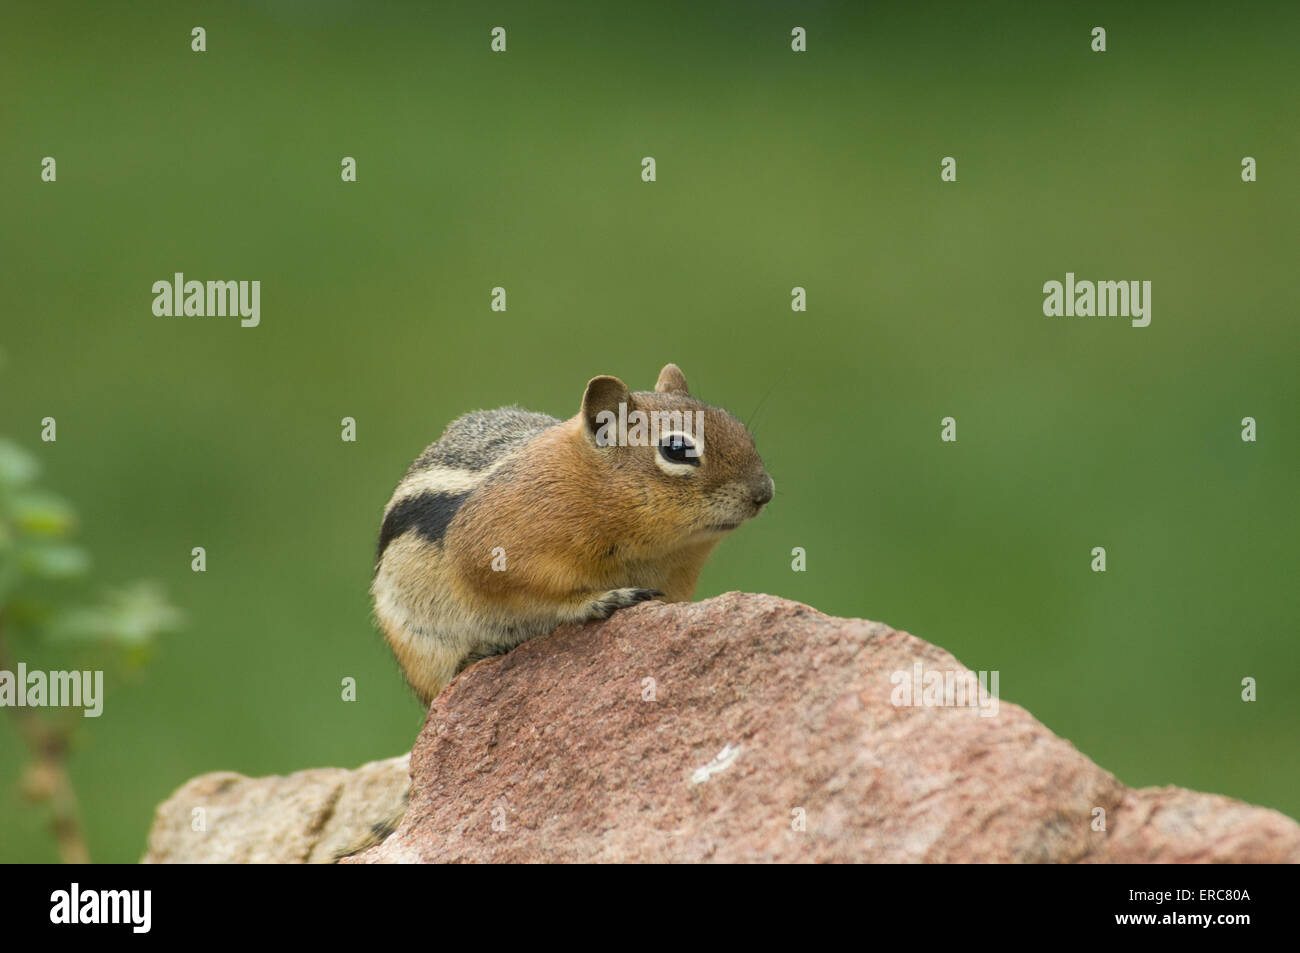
left=375, top=407, right=558, bottom=566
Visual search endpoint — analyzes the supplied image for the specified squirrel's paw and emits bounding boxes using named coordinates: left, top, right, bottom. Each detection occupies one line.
left=586, top=587, right=663, bottom=620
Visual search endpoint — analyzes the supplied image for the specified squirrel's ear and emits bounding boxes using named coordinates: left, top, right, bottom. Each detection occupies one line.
left=581, top=375, right=632, bottom=446
left=654, top=363, right=690, bottom=395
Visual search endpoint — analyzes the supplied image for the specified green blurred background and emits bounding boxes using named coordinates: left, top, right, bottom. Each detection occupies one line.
left=2, top=1, right=1297, bottom=862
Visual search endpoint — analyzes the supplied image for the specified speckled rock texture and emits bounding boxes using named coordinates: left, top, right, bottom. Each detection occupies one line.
left=342, top=592, right=1300, bottom=864
left=143, top=754, right=409, bottom=864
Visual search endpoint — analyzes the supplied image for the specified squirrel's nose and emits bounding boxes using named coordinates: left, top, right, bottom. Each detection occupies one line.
left=751, top=476, right=774, bottom=507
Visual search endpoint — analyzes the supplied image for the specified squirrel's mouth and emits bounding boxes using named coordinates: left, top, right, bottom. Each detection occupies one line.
left=705, top=521, right=742, bottom=532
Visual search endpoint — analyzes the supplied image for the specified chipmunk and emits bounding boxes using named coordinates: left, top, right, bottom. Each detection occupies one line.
left=371, top=363, right=774, bottom=705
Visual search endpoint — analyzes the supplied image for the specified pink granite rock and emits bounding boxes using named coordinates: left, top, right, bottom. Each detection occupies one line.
left=344, top=592, right=1299, bottom=864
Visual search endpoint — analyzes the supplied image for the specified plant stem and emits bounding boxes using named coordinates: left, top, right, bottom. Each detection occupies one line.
left=0, top=611, right=91, bottom=863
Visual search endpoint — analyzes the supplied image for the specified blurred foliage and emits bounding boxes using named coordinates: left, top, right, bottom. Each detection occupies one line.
left=1, top=438, right=181, bottom=650
left=0, top=438, right=182, bottom=861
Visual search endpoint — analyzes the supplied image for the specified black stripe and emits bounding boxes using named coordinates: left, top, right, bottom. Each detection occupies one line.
left=376, top=491, right=470, bottom=563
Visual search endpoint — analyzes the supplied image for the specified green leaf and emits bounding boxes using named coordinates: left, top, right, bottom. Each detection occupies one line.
left=19, top=541, right=91, bottom=579
left=0, top=439, right=40, bottom=487
left=52, top=582, right=184, bottom=648
left=11, top=490, right=77, bottom=537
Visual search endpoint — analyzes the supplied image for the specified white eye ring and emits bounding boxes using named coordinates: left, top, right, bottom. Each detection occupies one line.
left=654, top=430, right=703, bottom=475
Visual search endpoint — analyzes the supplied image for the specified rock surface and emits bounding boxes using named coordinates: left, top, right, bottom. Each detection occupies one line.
left=350, top=593, right=1300, bottom=863
left=142, top=754, right=409, bottom=863
left=145, top=593, right=1300, bottom=863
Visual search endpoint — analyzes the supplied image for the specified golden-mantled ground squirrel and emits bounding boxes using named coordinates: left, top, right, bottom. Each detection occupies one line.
left=371, top=363, right=774, bottom=704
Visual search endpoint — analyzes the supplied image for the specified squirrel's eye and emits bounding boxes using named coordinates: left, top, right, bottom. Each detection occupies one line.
left=659, top=433, right=700, bottom=466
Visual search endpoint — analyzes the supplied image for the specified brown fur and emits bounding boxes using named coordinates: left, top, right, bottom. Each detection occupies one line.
left=372, top=364, right=773, bottom=705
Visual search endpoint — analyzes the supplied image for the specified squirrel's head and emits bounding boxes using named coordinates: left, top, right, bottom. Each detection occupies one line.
left=576, top=363, right=774, bottom=549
